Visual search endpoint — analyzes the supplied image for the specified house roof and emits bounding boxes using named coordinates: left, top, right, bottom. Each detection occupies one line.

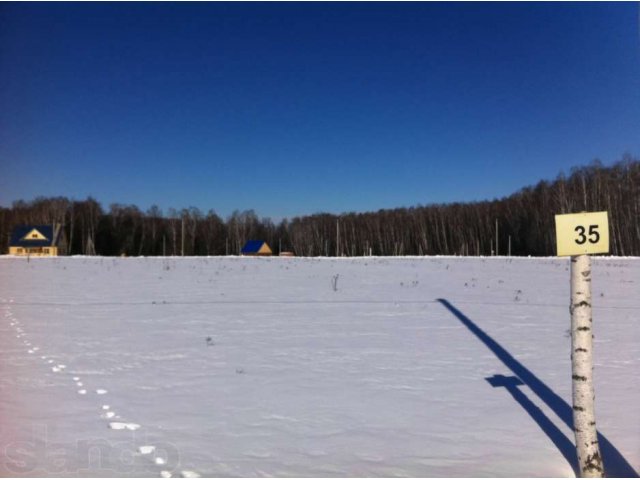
left=10, top=225, right=58, bottom=247
left=241, top=240, right=271, bottom=254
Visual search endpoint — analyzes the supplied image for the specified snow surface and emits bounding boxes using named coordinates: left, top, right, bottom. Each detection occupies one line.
left=0, top=256, right=638, bottom=477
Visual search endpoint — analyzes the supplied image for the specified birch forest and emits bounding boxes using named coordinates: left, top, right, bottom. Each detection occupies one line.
left=1, top=156, right=639, bottom=257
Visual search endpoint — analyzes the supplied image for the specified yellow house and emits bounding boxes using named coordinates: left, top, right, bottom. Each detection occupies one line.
left=9, top=225, right=65, bottom=256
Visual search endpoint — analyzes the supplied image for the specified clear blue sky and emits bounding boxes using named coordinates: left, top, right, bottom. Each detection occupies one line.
left=1, top=2, right=639, bottom=220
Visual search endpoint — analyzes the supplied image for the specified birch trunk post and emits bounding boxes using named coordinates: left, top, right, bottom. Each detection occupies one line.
left=570, top=254, right=604, bottom=477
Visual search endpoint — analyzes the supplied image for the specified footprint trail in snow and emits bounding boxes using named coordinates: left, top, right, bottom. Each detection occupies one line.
left=3, top=297, right=202, bottom=479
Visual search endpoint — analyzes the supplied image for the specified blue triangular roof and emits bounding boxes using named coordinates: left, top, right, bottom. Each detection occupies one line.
left=10, top=225, right=56, bottom=247
left=241, top=240, right=267, bottom=254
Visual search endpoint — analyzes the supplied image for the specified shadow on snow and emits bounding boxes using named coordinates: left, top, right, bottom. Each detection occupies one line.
left=437, top=298, right=637, bottom=478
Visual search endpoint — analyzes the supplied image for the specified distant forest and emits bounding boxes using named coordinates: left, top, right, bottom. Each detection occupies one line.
left=2, top=155, right=639, bottom=257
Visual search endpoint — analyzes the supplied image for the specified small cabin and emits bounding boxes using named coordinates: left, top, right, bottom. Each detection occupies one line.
left=9, top=225, right=65, bottom=256
left=241, top=240, right=273, bottom=256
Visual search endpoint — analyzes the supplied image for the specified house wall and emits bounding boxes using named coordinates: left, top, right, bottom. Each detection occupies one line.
left=257, top=244, right=273, bottom=255
left=9, top=246, right=58, bottom=256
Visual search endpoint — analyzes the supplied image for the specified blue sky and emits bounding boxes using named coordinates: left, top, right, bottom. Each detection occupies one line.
left=1, top=2, right=638, bottom=220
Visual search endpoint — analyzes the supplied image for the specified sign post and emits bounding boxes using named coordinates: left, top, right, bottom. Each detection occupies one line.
left=555, top=211, right=609, bottom=477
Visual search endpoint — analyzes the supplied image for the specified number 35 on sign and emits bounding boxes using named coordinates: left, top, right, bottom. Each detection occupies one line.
left=554, top=211, right=609, bottom=256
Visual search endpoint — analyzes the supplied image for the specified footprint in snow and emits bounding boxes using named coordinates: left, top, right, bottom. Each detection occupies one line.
left=160, top=471, right=172, bottom=478
left=96, top=389, right=108, bottom=395
left=155, top=457, right=166, bottom=465
left=109, top=422, right=140, bottom=431
left=180, top=470, right=200, bottom=478
left=138, top=445, right=156, bottom=455
left=78, top=389, right=87, bottom=395
left=102, top=411, right=116, bottom=419
left=100, top=405, right=115, bottom=419
left=73, top=377, right=80, bottom=381
left=76, top=382, right=83, bottom=387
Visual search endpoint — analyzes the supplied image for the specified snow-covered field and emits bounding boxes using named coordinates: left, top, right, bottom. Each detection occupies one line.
left=1, top=256, right=638, bottom=477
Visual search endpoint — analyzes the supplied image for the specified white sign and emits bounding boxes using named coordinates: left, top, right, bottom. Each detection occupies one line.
left=555, top=211, right=609, bottom=256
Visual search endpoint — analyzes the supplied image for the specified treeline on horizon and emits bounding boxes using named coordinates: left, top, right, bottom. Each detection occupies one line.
left=1, top=155, right=639, bottom=257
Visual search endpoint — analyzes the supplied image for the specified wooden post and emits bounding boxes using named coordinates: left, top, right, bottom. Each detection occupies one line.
left=495, top=218, right=499, bottom=256
left=181, top=217, right=185, bottom=256
left=570, top=254, right=604, bottom=477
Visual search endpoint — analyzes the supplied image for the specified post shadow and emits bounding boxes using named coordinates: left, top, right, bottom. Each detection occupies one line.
left=437, top=298, right=638, bottom=477
left=486, top=374, right=579, bottom=475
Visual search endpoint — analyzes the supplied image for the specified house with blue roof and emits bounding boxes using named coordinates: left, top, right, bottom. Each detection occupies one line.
left=240, top=240, right=272, bottom=256
left=9, top=224, right=66, bottom=256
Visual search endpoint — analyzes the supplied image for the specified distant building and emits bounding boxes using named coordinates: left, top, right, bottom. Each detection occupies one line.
left=240, top=240, right=273, bottom=256
left=9, top=225, right=66, bottom=256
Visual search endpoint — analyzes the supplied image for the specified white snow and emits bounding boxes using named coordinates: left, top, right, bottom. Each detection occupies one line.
left=0, top=256, right=638, bottom=477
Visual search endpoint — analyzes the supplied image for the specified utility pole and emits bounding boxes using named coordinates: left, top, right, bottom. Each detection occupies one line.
left=336, top=218, right=340, bottom=257
left=181, top=217, right=185, bottom=256
left=495, top=218, right=499, bottom=256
